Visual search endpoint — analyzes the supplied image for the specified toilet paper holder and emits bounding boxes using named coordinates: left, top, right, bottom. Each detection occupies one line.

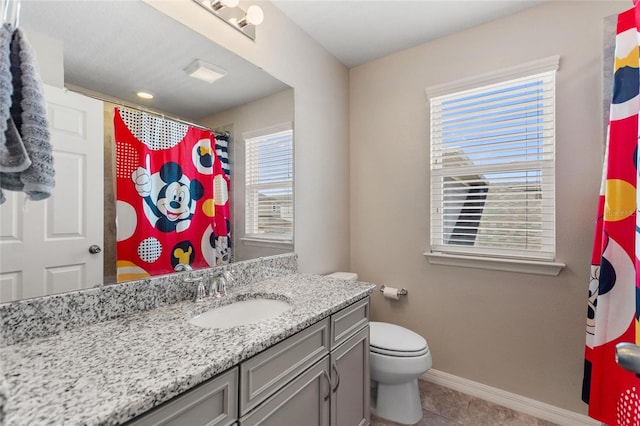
left=379, top=285, right=408, bottom=296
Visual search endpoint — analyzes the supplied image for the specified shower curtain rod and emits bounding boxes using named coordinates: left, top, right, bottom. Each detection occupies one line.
left=64, top=84, right=229, bottom=137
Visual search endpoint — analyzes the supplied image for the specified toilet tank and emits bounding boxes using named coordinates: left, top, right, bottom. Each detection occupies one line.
left=326, top=272, right=358, bottom=281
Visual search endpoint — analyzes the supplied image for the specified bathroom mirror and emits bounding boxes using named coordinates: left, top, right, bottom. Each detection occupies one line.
left=0, top=0, right=294, bottom=303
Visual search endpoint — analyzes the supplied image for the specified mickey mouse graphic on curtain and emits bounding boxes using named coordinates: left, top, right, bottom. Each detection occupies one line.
left=132, top=156, right=204, bottom=233
left=114, top=107, right=232, bottom=281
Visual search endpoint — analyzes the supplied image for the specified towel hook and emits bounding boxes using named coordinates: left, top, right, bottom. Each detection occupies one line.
left=3, top=0, right=20, bottom=28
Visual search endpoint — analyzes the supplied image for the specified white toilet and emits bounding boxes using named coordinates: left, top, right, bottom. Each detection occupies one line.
left=327, top=272, right=432, bottom=425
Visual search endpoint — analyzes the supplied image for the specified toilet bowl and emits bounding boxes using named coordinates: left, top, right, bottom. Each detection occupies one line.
left=326, top=272, right=433, bottom=425
left=370, top=321, right=432, bottom=424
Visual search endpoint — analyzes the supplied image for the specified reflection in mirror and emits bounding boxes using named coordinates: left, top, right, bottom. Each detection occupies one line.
left=0, top=1, right=294, bottom=303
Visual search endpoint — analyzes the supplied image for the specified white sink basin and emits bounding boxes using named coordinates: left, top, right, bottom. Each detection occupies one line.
left=188, top=298, right=291, bottom=329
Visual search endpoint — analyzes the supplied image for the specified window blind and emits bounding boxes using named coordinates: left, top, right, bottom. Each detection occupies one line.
left=429, top=70, right=556, bottom=261
left=245, top=128, right=294, bottom=241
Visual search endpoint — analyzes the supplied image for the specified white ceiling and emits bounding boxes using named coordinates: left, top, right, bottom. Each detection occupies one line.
left=19, top=1, right=550, bottom=120
left=271, top=0, right=550, bottom=68
left=20, top=1, right=290, bottom=120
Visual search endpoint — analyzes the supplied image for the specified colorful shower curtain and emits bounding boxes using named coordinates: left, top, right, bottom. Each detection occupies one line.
left=583, top=5, right=640, bottom=425
left=215, top=131, right=231, bottom=178
left=114, top=107, right=231, bottom=282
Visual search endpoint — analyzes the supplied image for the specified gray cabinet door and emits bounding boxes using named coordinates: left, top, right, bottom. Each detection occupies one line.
left=330, top=326, right=370, bottom=426
left=239, top=357, right=331, bottom=426
left=127, top=367, right=238, bottom=426
left=240, top=318, right=330, bottom=415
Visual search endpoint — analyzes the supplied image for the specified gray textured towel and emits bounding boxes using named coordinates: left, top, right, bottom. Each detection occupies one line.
left=1, top=115, right=31, bottom=172
left=0, top=27, right=54, bottom=202
left=0, top=361, right=7, bottom=426
left=0, top=23, right=18, bottom=204
left=0, top=23, right=30, bottom=174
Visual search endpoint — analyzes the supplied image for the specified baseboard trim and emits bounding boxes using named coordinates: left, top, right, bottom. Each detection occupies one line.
left=421, top=369, right=602, bottom=426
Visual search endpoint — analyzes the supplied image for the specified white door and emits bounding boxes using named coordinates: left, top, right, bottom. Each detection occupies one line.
left=0, top=85, right=104, bottom=302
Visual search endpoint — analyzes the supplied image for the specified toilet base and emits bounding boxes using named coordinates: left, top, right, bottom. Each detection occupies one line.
left=371, top=378, right=423, bottom=425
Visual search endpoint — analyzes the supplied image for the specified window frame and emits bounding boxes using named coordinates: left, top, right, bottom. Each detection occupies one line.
left=424, top=56, right=565, bottom=276
left=242, top=122, right=294, bottom=248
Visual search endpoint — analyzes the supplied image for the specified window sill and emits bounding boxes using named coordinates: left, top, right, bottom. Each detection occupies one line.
left=241, top=237, right=294, bottom=250
left=423, top=252, right=565, bottom=276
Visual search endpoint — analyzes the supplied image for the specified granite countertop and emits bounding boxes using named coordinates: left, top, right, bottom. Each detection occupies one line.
left=1, top=273, right=375, bottom=426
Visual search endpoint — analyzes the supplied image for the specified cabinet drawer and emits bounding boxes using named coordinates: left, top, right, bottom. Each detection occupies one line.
left=239, top=357, right=331, bottom=426
left=127, top=367, right=238, bottom=426
left=330, top=297, right=369, bottom=349
left=240, top=317, right=330, bottom=415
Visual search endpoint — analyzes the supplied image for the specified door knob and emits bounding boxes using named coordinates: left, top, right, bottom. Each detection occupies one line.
left=88, top=245, right=102, bottom=254
left=616, top=343, right=640, bottom=374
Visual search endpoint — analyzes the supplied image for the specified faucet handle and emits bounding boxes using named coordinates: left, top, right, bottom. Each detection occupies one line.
left=222, top=269, right=235, bottom=287
left=216, top=274, right=227, bottom=297
left=184, top=274, right=206, bottom=302
left=209, top=272, right=219, bottom=298
left=193, top=278, right=207, bottom=302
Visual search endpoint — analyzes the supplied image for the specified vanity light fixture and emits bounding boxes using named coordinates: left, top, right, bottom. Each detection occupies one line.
left=136, top=91, right=154, bottom=100
left=185, top=59, right=227, bottom=84
left=210, top=0, right=239, bottom=11
left=237, top=5, right=263, bottom=28
left=192, top=0, right=263, bottom=41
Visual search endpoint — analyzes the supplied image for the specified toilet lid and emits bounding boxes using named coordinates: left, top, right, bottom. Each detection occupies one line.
left=369, top=322, right=428, bottom=355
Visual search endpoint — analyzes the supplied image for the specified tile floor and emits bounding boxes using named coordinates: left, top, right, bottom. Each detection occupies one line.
left=370, top=379, right=559, bottom=426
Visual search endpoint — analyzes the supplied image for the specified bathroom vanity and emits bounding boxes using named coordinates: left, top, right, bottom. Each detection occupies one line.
left=129, top=297, right=370, bottom=426
left=0, top=257, right=375, bottom=426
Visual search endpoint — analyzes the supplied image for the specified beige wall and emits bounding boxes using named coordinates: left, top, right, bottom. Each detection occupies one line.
left=33, top=0, right=628, bottom=414
left=201, top=89, right=294, bottom=262
left=147, top=1, right=351, bottom=275
left=25, top=29, right=64, bottom=88
left=350, top=1, right=626, bottom=414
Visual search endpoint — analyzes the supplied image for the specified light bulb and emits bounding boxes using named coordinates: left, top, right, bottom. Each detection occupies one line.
left=245, top=5, right=263, bottom=26
left=210, top=0, right=239, bottom=11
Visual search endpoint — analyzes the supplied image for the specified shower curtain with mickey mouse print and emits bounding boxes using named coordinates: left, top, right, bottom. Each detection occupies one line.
left=582, top=4, right=640, bottom=425
left=114, top=107, right=231, bottom=282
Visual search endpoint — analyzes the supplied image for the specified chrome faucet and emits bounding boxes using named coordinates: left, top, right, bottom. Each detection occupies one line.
left=210, top=271, right=223, bottom=298
left=216, top=272, right=227, bottom=298
left=210, top=269, right=234, bottom=298
left=211, top=269, right=235, bottom=297
left=183, top=274, right=206, bottom=302
left=196, top=279, right=207, bottom=302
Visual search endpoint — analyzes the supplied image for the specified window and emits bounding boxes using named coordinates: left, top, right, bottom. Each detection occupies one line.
left=244, top=123, right=294, bottom=244
left=426, top=57, right=563, bottom=273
